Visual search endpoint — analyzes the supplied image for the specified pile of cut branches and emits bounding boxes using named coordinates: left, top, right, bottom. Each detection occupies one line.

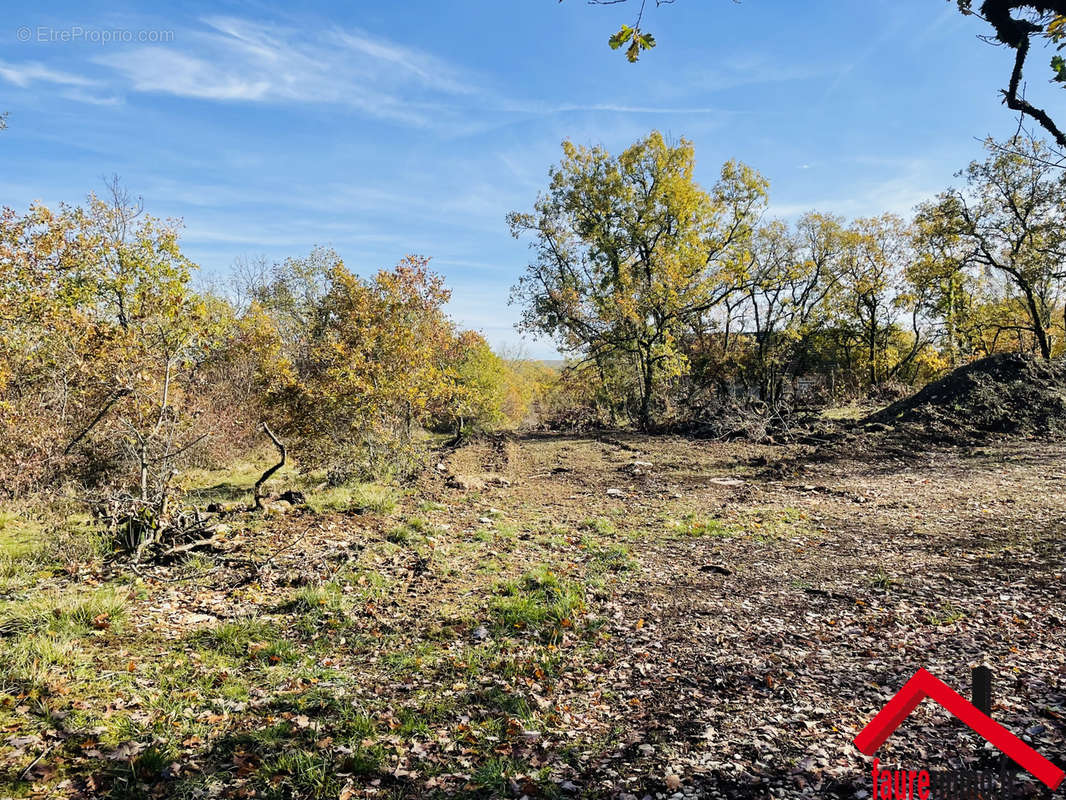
left=94, top=492, right=217, bottom=564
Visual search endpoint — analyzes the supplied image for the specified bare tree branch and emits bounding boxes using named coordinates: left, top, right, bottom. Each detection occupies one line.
left=252, top=422, right=286, bottom=511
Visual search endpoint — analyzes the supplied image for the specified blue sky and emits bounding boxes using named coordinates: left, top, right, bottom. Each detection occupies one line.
left=0, top=1, right=1054, bottom=356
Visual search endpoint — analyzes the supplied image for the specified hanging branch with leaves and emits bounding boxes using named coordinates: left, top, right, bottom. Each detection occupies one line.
left=563, top=0, right=677, bottom=61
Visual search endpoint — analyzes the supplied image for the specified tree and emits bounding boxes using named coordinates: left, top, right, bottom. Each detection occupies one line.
left=835, top=215, right=918, bottom=386
left=736, top=213, right=846, bottom=402
left=256, top=255, right=460, bottom=480
left=572, top=0, right=1066, bottom=146
left=0, top=184, right=222, bottom=497
left=917, top=135, right=1066, bottom=359
left=910, top=200, right=984, bottom=366
left=446, top=331, right=510, bottom=435
left=955, top=1, right=1066, bottom=149
left=509, top=132, right=766, bottom=429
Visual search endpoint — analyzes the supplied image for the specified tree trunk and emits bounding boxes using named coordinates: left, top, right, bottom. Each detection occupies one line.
left=868, top=325, right=878, bottom=386
left=639, top=349, right=654, bottom=432
left=1022, top=288, right=1052, bottom=359
left=253, top=423, right=286, bottom=511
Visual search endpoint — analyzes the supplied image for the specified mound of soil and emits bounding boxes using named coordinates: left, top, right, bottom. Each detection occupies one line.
left=866, top=352, right=1066, bottom=440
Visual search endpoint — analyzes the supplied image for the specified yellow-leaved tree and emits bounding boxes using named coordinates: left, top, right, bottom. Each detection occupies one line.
left=509, top=131, right=767, bottom=429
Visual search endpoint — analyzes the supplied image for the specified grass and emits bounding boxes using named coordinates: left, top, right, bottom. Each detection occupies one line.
left=386, top=515, right=434, bottom=544
left=305, top=483, right=398, bottom=515
left=0, top=584, right=130, bottom=694
left=868, top=567, right=897, bottom=590
left=180, top=451, right=300, bottom=507
left=925, top=603, right=966, bottom=626
left=282, top=582, right=345, bottom=614
left=669, top=514, right=738, bottom=538
left=0, top=584, right=129, bottom=637
left=194, top=618, right=299, bottom=664
left=182, top=454, right=398, bottom=517
left=581, top=516, right=617, bottom=536
left=0, top=504, right=107, bottom=593
left=0, top=464, right=608, bottom=800
left=0, top=510, right=44, bottom=559
left=585, top=541, right=636, bottom=574
left=489, top=566, right=585, bottom=642
left=670, top=507, right=813, bottom=540
left=344, top=568, right=392, bottom=603
left=821, top=403, right=876, bottom=421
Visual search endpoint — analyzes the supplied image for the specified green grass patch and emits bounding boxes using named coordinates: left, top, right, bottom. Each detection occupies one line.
left=668, top=514, right=738, bottom=538
left=306, top=483, right=398, bottom=515
left=386, top=515, right=435, bottom=544
left=581, top=516, right=617, bottom=536
left=194, top=618, right=298, bottom=664
left=489, top=567, right=584, bottom=642
left=585, top=542, right=635, bottom=574
left=180, top=450, right=300, bottom=507
left=669, top=507, right=812, bottom=540
left=925, top=603, right=966, bottom=626
left=0, top=510, right=45, bottom=559
left=0, top=585, right=128, bottom=637
left=282, top=582, right=345, bottom=614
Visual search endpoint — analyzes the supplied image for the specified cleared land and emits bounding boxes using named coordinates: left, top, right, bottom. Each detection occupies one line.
left=0, top=432, right=1063, bottom=799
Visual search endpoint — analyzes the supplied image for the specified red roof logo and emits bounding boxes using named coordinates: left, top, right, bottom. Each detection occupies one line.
left=853, top=668, right=1064, bottom=791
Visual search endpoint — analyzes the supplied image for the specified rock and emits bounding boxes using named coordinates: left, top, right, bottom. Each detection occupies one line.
left=473, top=625, right=489, bottom=640
left=709, top=477, right=745, bottom=487
left=606, top=488, right=626, bottom=498
left=478, top=517, right=492, bottom=524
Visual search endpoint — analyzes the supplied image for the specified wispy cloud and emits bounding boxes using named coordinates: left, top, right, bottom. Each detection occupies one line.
left=0, top=60, right=96, bottom=88
left=60, top=89, right=122, bottom=106
left=92, top=16, right=483, bottom=125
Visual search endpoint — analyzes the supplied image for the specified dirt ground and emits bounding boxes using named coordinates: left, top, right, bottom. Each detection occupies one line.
left=1, top=432, right=1064, bottom=799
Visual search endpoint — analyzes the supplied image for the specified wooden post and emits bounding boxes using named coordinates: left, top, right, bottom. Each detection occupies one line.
left=973, top=664, right=992, bottom=717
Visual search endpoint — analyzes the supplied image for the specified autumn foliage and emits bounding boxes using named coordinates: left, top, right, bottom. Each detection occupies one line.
left=510, top=132, right=1066, bottom=430
left=0, top=197, right=536, bottom=497
left=5, top=131, right=1066, bottom=494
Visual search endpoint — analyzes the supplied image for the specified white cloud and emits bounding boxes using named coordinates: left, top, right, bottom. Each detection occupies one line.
left=92, top=16, right=482, bottom=126
left=0, top=60, right=96, bottom=88
left=61, top=89, right=123, bottom=106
